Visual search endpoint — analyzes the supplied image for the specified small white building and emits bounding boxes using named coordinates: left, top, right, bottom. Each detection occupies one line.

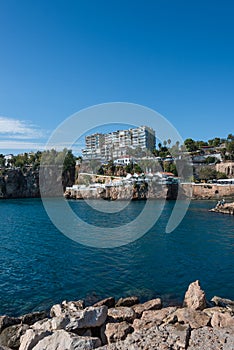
left=114, top=157, right=136, bottom=166
left=4, top=154, right=13, bottom=166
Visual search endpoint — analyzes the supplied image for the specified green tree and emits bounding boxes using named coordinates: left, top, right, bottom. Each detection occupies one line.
left=184, top=138, right=198, bottom=152
left=198, top=168, right=217, bottom=181
left=226, top=140, right=234, bottom=160
left=0, top=154, right=5, bottom=167
left=216, top=172, right=227, bottom=179
left=63, top=150, right=76, bottom=172
left=205, top=156, right=216, bottom=164
left=208, top=138, right=221, bottom=147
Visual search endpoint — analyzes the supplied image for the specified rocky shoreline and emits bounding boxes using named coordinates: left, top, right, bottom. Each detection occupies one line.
left=210, top=202, right=234, bottom=215
left=0, top=281, right=233, bottom=350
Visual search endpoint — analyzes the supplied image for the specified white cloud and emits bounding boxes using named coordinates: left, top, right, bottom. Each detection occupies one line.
left=0, top=116, right=84, bottom=155
left=0, top=140, right=45, bottom=150
left=0, top=116, right=44, bottom=139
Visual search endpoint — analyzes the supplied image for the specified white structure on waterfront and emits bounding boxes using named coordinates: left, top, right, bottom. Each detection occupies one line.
left=82, top=126, right=156, bottom=160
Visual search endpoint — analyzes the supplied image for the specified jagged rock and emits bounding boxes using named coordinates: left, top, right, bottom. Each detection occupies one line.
left=161, top=323, right=190, bottom=349
left=107, top=307, right=135, bottom=323
left=133, top=306, right=178, bottom=330
left=211, top=312, right=234, bottom=328
left=19, top=329, right=51, bottom=350
left=0, top=346, right=13, bottom=350
left=165, top=308, right=210, bottom=329
left=50, top=300, right=84, bottom=317
left=132, top=298, right=162, bottom=318
left=93, top=298, right=115, bottom=309
left=0, top=316, right=20, bottom=333
left=115, top=297, right=139, bottom=308
left=31, top=319, right=52, bottom=332
left=183, top=280, right=207, bottom=310
left=32, top=330, right=101, bottom=350
left=50, top=304, right=63, bottom=318
left=132, top=318, right=153, bottom=332
left=20, top=311, right=48, bottom=326
left=188, top=326, right=234, bottom=350
left=0, top=324, right=29, bottom=349
left=98, top=323, right=190, bottom=350
left=203, top=306, right=233, bottom=317
left=104, top=322, right=133, bottom=344
left=211, top=296, right=234, bottom=312
left=65, top=306, right=108, bottom=330
left=51, top=316, right=70, bottom=330
left=74, top=328, right=92, bottom=337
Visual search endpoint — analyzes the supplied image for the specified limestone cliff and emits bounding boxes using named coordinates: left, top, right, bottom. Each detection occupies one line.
left=0, top=169, right=40, bottom=199
left=0, top=167, right=75, bottom=199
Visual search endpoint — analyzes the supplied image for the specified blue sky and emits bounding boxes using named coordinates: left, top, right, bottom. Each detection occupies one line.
left=0, top=0, right=233, bottom=154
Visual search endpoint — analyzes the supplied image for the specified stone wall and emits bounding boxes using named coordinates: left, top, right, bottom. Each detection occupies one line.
left=216, top=162, right=234, bottom=177
left=181, top=183, right=234, bottom=199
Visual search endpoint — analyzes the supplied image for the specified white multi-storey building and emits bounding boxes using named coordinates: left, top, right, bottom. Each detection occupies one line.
left=82, top=126, right=155, bottom=160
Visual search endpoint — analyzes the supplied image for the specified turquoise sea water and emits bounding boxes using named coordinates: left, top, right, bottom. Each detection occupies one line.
left=0, top=198, right=233, bottom=316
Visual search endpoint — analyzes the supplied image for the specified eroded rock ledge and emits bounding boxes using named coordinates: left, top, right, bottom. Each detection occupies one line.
left=0, top=281, right=233, bottom=350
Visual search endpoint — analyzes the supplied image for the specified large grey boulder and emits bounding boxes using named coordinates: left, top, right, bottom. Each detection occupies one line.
left=20, top=311, right=48, bottom=325
left=132, top=298, right=162, bottom=318
left=133, top=306, right=177, bottom=330
left=203, top=306, right=232, bottom=317
left=32, top=330, right=101, bottom=350
left=98, top=323, right=190, bottom=350
left=51, top=316, right=70, bottom=331
left=104, top=322, right=133, bottom=344
left=0, top=316, right=20, bottom=333
left=65, top=306, right=108, bottom=331
left=115, top=297, right=139, bottom=308
left=211, top=311, right=234, bottom=328
left=165, top=308, right=211, bottom=329
left=211, top=296, right=234, bottom=312
left=50, top=300, right=84, bottom=318
left=19, top=329, right=51, bottom=350
left=31, top=319, right=53, bottom=332
left=93, top=298, right=115, bottom=309
left=183, top=280, right=207, bottom=311
left=188, top=326, right=234, bottom=350
left=0, top=324, right=29, bottom=349
left=0, top=346, right=13, bottom=350
left=107, top=307, right=135, bottom=324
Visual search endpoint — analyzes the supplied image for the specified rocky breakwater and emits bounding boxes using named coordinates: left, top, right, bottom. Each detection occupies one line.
left=0, top=281, right=233, bottom=350
left=210, top=202, right=234, bottom=215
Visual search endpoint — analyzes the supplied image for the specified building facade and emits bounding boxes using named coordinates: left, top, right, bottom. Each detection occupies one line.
left=82, top=126, right=156, bottom=160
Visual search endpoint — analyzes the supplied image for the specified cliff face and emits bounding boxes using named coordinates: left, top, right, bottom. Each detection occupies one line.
left=65, top=183, right=179, bottom=201
left=0, top=169, right=40, bottom=199
left=0, top=168, right=75, bottom=199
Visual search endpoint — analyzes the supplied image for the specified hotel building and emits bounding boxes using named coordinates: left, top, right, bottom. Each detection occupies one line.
left=82, top=126, right=156, bottom=160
